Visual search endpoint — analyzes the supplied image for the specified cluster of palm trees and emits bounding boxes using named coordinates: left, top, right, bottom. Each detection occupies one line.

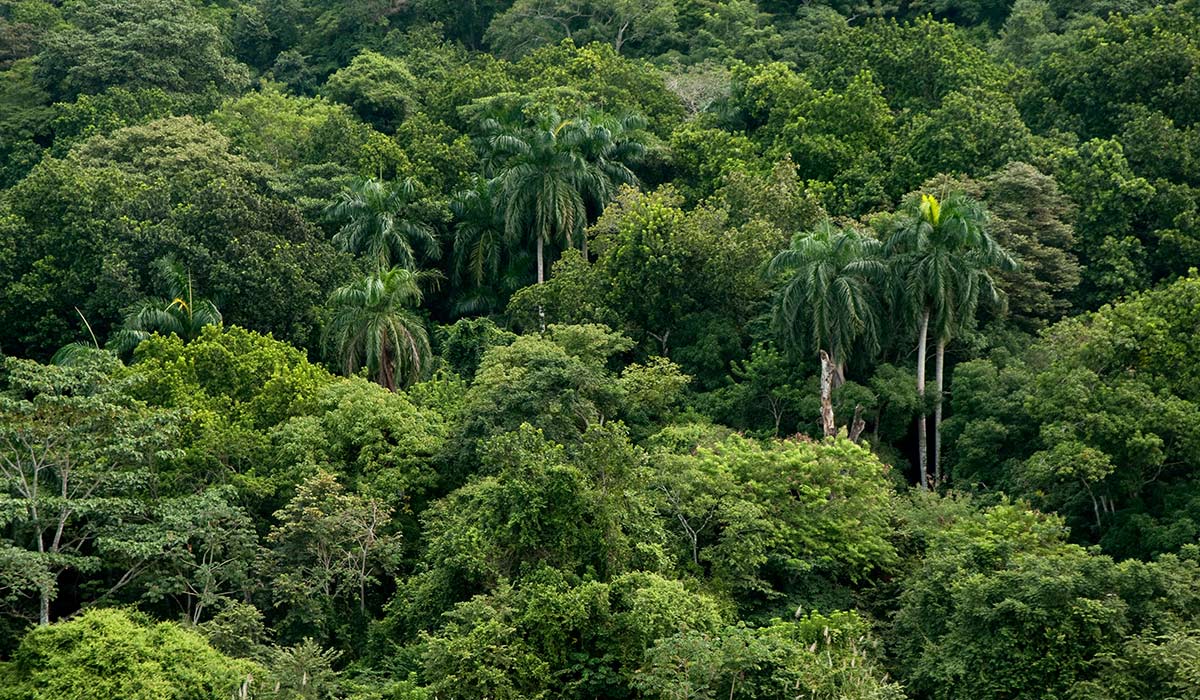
left=451, top=104, right=646, bottom=314
left=55, top=105, right=647, bottom=390
left=322, top=177, right=438, bottom=392
left=324, top=102, right=648, bottom=388
left=770, top=191, right=1015, bottom=488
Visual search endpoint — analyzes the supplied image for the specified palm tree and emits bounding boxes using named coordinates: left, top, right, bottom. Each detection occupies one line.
left=326, top=177, right=440, bottom=273
left=486, top=111, right=590, bottom=285
left=478, top=106, right=647, bottom=283
left=886, top=192, right=1014, bottom=487
left=323, top=267, right=436, bottom=391
left=768, top=220, right=885, bottom=436
left=575, top=114, right=646, bottom=259
left=50, top=308, right=106, bottom=365
left=104, top=257, right=223, bottom=356
left=449, top=176, right=534, bottom=314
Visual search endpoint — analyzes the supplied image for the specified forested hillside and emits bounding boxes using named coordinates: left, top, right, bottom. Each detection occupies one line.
left=2, top=0, right=1200, bottom=697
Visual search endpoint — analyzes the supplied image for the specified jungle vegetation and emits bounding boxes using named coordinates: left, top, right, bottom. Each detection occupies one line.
left=2, top=0, right=1200, bottom=698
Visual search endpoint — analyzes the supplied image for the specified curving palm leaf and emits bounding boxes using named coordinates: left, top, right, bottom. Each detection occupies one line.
left=768, top=219, right=886, bottom=383
left=326, top=177, right=440, bottom=273
left=323, top=267, right=438, bottom=391
left=102, top=257, right=222, bottom=356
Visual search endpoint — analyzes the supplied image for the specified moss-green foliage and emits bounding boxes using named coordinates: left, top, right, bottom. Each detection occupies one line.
left=418, top=570, right=727, bottom=700
left=890, top=498, right=1200, bottom=699
left=650, top=429, right=897, bottom=609
left=638, top=611, right=904, bottom=700
left=946, top=274, right=1200, bottom=556
left=0, top=608, right=259, bottom=700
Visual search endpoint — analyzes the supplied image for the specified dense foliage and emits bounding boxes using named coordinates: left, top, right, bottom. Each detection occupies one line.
left=3, top=0, right=1200, bottom=697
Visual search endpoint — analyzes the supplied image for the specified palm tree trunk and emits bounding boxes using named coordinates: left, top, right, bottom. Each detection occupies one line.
left=819, top=350, right=836, bottom=438
left=536, top=236, right=545, bottom=284
left=581, top=233, right=588, bottom=261
left=379, top=339, right=396, bottom=392
left=916, top=309, right=930, bottom=489
left=536, top=236, right=546, bottom=332
left=934, top=337, right=946, bottom=486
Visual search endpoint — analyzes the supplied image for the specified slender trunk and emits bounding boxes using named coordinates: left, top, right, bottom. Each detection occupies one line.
left=379, top=339, right=395, bottom=392
left=36, top=530, right=49, bottom=625
left=934, top=337, right=946, bottom=486
left=819, top=350, right=836, bottom=438
left=648, top=330, right=670, bottom=356
left=769, top=396, right=783, bottom=437
left=1085, top=480, right=1102, bottom=531
left=916, top=309, right=930, bottom=489
left=536, top=236, right=546, bottom=332
left=614, top=21, right=629, bottom=54
left=581, top=233, right=588, bottom=261
left=536, top=236, right=544, bottom=284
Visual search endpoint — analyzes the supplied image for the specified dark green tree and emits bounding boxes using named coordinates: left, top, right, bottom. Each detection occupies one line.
left=323, top=268, right=435, bottom=391
left=326, top=177, right=440, bottom=273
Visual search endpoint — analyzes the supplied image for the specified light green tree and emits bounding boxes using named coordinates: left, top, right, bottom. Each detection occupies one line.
left=0, top=608, right=260, bottom=699
left=0, top=354, right=177, bottom=625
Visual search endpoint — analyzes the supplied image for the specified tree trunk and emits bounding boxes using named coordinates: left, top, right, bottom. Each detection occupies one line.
left=614, top=21, right=629, bottom=54
left=536, top=236, right=546, bottom=332
left=379, top=339, right=395, bottom=392
left=36, top=531, right=49, bottom=625
left=581, top=232, right=588, bottom=261
left=916, top=309, right=930, bottom=489
left=536, top=236, right=545, bottom=284
left=848, top=405, right=866, bottom=444
left=934, top=337, right=946, bottom=486
left=648, top=330, right=670, bottom=356
left=819, top=350, right=836, bottom=438
left=832, top=357, right=847, bottom=389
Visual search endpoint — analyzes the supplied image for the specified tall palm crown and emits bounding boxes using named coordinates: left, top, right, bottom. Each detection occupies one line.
left=326, top=177, right=440, bottom=272
left=107, top=257, right=223, bottom=355
left=768, top=220, right=885, bottom=378
left=885, top=192, right=1013, bottom=338
left=575, top=114, right=646, bottom=215
left=490, top=112, right=589, bottom=280
left=475, top=105, right=646, bottom=283
left=450, top=176, right=533, bottom=315
left=323, top=267, right=435, bottom=391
